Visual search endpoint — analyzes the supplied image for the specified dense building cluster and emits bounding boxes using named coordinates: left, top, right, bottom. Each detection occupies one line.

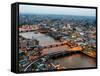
left=19, top=14, right=96, bottom=72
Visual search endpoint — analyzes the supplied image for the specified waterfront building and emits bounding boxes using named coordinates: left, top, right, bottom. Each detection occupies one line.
left=27, top=38, right=39, bottom=48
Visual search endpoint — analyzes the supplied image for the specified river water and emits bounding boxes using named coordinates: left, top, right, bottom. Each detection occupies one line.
left=19, top=32, right=96, bottom=69
left=53, top=54, right=96, bottom=69
left=20, top=32, right=60, bottom=46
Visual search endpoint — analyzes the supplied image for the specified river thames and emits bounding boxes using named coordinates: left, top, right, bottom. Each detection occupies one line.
left=19, top=31, right=96, bottom=69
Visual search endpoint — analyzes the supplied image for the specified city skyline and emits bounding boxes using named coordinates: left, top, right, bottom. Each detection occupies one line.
left=19, top=5, right=96, bottom=17
left=18, top=4, right=96, bottom=72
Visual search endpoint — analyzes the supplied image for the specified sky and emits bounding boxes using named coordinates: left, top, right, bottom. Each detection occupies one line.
left=19, top=4, right=96, bottom=17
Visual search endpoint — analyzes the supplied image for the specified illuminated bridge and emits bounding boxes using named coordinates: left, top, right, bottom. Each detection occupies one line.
left=20, top=40, right=83, bottom=56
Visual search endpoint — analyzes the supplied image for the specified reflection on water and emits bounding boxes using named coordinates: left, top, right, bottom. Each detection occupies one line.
left=53, top=54, right=96, bottom=68
left=19, top=32, right=59, bottom=46
left=20, top=32, right=69, bottom=54
left=20, top=32, right=96, bottom=68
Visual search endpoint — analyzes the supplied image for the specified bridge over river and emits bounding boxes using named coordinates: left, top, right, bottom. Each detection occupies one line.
left=19, top=31, right=96, bottom=72
left=19, top=31, right=95, bottom=58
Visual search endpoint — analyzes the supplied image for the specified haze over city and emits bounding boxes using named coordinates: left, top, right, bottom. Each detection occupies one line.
left=19, top=4, right=96, bottom=72
left=19, top=5, right=96, bottom=17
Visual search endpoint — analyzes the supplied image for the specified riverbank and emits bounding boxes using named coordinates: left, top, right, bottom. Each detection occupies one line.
left=23, top=51, right=96, bottom=71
